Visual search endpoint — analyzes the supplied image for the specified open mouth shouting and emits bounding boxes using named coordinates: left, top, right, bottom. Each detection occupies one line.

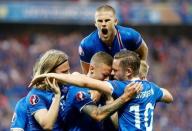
left=101, top=28, right=109, bottom=40
left=101, top=28, right=108, bottom=35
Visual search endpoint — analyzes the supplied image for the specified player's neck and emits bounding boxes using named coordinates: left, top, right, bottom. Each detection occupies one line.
left=109, top=29, right=117, bottom=46
left=108, top=29, right=117, bottom=45
left=131, top=77, right=140, bottom=81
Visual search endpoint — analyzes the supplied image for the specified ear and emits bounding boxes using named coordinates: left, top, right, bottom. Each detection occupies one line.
left=95, top=22, right=97, bottom=28
left=126, top=67, right=133, bottom=78
left=114, top=18, right=118, bottom=26
left=89, top=65, right=95, bottom=74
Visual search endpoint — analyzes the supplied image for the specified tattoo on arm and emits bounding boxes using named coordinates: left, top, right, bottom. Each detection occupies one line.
left=82, top=97, right=126, bottom=121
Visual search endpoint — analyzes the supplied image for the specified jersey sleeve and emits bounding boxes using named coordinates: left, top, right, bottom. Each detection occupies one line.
left=71, top=88, right=94, bottom=112
left=27, top=93, right=49, bottom=115
left=152, top=83, right=163, bottom=102
left=10, top=100, right=27, bottom=130
left=79, top=39, right=93, bottom=63
left=125, top=28, right=143, bottom=50
left=108, top=80, right=124, bottom=99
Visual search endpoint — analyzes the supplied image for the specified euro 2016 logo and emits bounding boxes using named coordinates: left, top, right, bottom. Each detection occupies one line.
left=76, top=91, right=86, bottom=101
left=30, top=95, right=39, bottom=105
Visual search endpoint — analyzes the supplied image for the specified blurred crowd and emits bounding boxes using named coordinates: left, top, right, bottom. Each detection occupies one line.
left=0, top=28, right=191, bottom=131
left=146, top=34, right=192, bottom=131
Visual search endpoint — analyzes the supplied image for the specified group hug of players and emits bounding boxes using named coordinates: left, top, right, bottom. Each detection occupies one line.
left=10, top=5, right=173, bottom=131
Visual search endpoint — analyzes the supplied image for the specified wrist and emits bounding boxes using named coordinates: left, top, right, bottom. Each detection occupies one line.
left=54, top=93, right=61, bottom=98
left=120, top=94, right=131, bottom=103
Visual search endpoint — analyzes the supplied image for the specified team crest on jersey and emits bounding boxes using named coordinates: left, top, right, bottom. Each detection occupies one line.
left=30, top=95, right=39, bottom=105
left=76, top=91, right=86, bottom=101
left=61, top=85, right=69, bottom=94
left=78, top=46, right=84, bottom=56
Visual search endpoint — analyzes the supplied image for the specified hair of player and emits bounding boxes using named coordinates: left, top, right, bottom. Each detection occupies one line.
left=114, top=50, right=140, bottom=76
left=139, top=60, right=149, bottom=79
left=96, top=5, right=116, bottom=15
left=33, top=49, right=68, bottom=77
left=90, top=51, right=113, bottom=67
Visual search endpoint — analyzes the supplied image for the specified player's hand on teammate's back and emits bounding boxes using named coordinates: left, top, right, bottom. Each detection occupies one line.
left=122, top=82, right=142, bottom=102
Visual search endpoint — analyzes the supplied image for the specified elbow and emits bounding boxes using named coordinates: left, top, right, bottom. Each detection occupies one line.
left=167, top=95, right=174, bottom=103
left=41, top=123, right=54, bottom=131
left=90, top=111, right=106, bottom=122
left=161, top=89, right=174, bottom=103
left=92, top=115, right=105, bottom=122
left=42, top=126, right=53, bottom=131
left=164, top=95, right=174, bottom=104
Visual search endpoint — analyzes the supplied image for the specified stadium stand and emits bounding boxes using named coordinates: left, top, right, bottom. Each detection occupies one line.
left=0, top=1, right=191, bottom=130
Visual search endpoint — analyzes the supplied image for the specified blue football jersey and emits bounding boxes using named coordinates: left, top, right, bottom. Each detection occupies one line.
left=108, top=80, right=163, bottom=131
left=61, top=86, right=104, bottom=131
left=10, top=97, right=29, bottom=131
left=26, top=87, right=66, bottom=131
left=79, top=25, right=142, bottom=63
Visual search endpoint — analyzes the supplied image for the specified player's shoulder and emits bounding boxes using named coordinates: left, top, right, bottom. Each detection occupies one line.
left=109, top=80, right=131, bottom=85
left=68, top=86, right=88, bottom=94
left=68, top=85, right=79, bottom=95
left=29, top=88, right=51, bottom=95
left=17, top=97, right=26, bottom=103
left=26, top=88, right=52, bottom=103
left=15, top=97, right=27, bottom=112
left=117, top=25, right=139, bottom=35
left=67, top=86, right=89, bottom=102
left=142, top=80, right=160, bottom=90
left=109, top=80, right=131, bottom=90
left=16, top=97, right=26, bottom=107
left=80, top=30, right=98, bottom=46
left=147, top=81, right=159, bottom=87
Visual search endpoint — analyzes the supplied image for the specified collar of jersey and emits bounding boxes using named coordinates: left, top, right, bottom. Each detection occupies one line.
left=130, top=77, right=140, bottom=81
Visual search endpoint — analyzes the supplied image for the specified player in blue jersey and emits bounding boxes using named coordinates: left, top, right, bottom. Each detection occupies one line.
left=61, top=52, right=115, bottom=131
left=79, top=5, right=148, bottom=74
left=61, top=52, right=141, bottom=131
left=30, top=51, right=142, bottom=131
left=31, top=50, right=173, bottom=131
left=26, top=49, right=70, bottom=130
left=10, top=97, right=29, bottom=131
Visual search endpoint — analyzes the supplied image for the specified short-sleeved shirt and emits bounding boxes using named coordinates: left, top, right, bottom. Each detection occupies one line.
left=108, top=80, right=163, bottom=131
left=61, top=86, right=104, bottom=131
left=10, top=97, right=29, bottom=131
left=79, top=25, right=142, bottom=63
left=26, top=85, right=69, bottom=131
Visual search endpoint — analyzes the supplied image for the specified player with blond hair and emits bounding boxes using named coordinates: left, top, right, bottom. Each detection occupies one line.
left=79, top=5, right=148, bottom=74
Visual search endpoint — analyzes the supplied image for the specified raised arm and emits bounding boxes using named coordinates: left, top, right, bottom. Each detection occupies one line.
left=33, top=78, right=61, bottom=130
left=30, top=73, right=113, bottom=95
left=104, top=95, right=118, bottom=129
left=80, top=60, right=90, bottom=74
left=160, top=88, right=173, bottom=103
left=135, top=40, right=148, bottom=61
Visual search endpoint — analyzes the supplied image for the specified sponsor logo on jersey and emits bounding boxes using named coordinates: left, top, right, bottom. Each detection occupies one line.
left=76, top=91, right=86, bottom=101
left=29, top=95, right=39, bottom=105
